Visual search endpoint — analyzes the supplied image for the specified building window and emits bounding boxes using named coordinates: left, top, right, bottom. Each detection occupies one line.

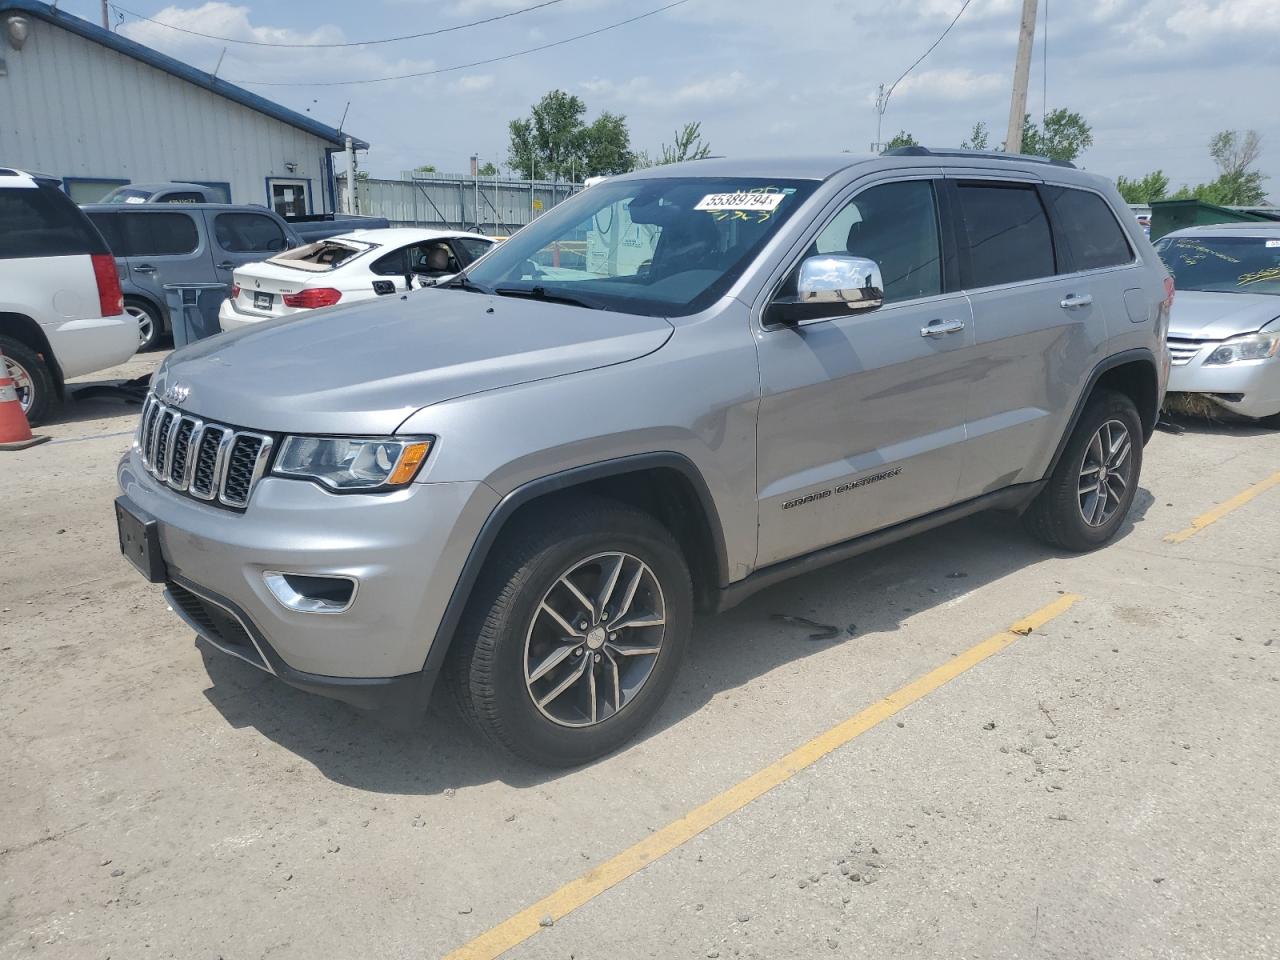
left=63, top=177, right=129, bottom=204
left=267, top=178, right=311, bottom=218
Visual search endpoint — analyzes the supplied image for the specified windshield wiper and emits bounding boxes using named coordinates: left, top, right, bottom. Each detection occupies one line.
left=492, top=285, right=602, bottom=310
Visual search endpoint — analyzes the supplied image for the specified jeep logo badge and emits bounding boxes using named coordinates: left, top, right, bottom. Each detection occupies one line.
left=160, top=382, right=190, bottom=405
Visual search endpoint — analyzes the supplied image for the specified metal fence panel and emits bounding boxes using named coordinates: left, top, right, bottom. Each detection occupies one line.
left=338, top=174, right=582, bottom=236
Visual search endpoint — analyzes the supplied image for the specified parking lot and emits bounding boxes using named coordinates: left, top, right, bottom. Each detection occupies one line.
left=0, top=352, right=1275, bottom=959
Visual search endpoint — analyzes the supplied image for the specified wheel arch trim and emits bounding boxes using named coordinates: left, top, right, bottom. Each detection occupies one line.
left=424, top=452, right=730, bottom=676
left=1046, top=347, right=1159, bottom=478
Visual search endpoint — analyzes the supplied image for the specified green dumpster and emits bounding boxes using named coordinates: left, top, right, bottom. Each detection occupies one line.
left=1149, top=199, right=1280, bottom=241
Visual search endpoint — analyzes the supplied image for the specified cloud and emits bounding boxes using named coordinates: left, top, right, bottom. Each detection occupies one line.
left=450, top=74, right=497, bottom=93
left=889, top=68, right=1005, bottom=103
left=580, top=71, right=752, bottom=107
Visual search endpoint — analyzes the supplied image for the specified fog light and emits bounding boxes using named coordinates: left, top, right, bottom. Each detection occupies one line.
left=264, top=571, right=357, bottom=614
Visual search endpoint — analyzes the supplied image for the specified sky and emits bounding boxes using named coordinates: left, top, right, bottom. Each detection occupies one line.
left=61, top=0, right=1280, bottom=195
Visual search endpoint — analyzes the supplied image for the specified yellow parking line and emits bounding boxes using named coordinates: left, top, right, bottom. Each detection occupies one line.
left=1164, top=471, right=1280, bottom=544
left=444, top=593, right=1083, bottom=960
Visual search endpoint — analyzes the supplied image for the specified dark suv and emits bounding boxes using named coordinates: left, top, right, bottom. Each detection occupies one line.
left=83, top=204, right=301, bottom=349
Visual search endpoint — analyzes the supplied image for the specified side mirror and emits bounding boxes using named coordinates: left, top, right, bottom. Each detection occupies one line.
left=768, top=255, right=884, bottom=326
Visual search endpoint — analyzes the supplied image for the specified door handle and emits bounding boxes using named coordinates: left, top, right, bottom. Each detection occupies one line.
left=1060, top=293, right=1094, bottom=309
left=920, top=318, right=966, bottom=338
left=133, top=264, right=155, bottom=274
left=216, top=261, right=235, bottom=270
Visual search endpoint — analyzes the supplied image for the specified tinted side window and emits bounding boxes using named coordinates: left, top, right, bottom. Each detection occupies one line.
left=0, top=184, right=106, bottom=259
left=957, top=183, right=1054, bottom=287
left=370, top=248, right=408, bottom=276
left=214, top=213, right=286, bottom=253
left=1044, top=187, right=1133, bottom=271
left=122, top=212, right=199, bottom=256
left=788, top=179, right=943, bottom=303
left=87, top=212, right=131, bottom=256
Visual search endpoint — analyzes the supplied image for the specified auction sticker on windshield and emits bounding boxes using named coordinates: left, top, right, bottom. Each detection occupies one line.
left=695, top=192, right=787, bottom=212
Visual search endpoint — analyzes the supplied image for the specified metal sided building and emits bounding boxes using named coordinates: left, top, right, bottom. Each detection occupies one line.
left=0, top=0, right=367, bottom=215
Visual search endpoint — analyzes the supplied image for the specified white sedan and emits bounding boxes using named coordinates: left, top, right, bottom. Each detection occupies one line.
left=218, top=227, right=494, bottom=332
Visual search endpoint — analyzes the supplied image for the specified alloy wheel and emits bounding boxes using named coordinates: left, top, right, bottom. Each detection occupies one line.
left=523, top=551, right=667, bottom=728
left=1078, top=419, right=1132, bottom=527
left=2, top=355, right=33, bottom=414
left=126, top=304, right=154, bottom=346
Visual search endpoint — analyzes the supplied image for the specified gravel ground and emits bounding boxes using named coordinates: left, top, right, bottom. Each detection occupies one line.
left=2, top=352, right=1277, bottom=959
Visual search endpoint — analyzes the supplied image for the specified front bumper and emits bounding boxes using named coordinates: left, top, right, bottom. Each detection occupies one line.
left=118, top=448, right=498, bottom=713
left=1166, top=348, right=1280, bottom=419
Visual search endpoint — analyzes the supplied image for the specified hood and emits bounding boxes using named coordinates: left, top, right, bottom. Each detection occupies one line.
left=152, top=290, right=673, bottom=434
left=1168, top=290, right=1280, bottom=340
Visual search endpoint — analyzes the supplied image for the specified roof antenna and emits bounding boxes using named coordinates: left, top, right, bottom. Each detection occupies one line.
left=337, top=101, right=351, bottom=133
left=211, top=46, right=227, bottom=79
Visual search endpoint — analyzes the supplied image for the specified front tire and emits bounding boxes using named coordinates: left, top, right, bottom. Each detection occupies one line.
left=1024, top=389, right=1144, bottom=552
left=448, top=497, right=692, bottom=767
left=0, top=335, right=57, bottom=427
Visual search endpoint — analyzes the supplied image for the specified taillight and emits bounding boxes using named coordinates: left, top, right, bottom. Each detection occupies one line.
left=91, top=253, right=123, bottom=317
left=231, top=282, right=241, bottom=299
left=282, top=288, right=342, bottom=309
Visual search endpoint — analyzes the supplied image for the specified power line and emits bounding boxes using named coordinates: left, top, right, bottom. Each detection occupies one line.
left=885, top=0, right=975, bottom=104
left=108, top=0, right=567, bottom=48
left=227, top=0, right=692, bottom=87
left=873, top=0, right=976, bottom=149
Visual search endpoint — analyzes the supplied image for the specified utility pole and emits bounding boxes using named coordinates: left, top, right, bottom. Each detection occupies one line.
left=344, top=136, right=357, bottom=215
left=872, top=83, right=887, bottom=153
left=1004, top=0, right=1038, bottom=154
left=101, top=0, right=109, bottom=29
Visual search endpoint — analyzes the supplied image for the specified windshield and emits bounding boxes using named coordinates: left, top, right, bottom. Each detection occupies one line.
left=463, top=177, right=819, bottom=316
left=1155, top=235, right=1280, bottom=295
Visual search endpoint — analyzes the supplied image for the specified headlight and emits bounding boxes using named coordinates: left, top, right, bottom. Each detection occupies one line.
left=273, top=436, right=433, bottom=490
left=1203, top=330, right=1280, bottom=365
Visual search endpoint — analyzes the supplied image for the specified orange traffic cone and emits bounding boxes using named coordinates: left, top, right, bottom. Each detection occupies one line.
left=0, top=348, right=50, bottom=451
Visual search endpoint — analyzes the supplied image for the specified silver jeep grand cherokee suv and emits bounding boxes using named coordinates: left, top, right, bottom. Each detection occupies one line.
left=117, top=149, right=1171, bottom=766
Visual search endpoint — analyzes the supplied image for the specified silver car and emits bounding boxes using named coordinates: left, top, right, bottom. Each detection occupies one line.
left=1155, top=224, right=1280, bottom=425
left=116, top=150, right=1170, bottom=765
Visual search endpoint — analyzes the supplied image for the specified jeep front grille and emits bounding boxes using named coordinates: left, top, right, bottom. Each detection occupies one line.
left=137, top=393, right=274, bottom=509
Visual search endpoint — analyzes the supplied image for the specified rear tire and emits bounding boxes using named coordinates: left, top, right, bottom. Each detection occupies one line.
left=125, top=298, right=164, bottom=351
left=447, top=496, right=692, bottom=767
left=1024, top=389, right=1143, bottom=552
left=0, top=335, right=57, bottom=427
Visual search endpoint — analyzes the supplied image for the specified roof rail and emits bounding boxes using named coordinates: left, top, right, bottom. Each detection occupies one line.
left=882, top=146, right=1077, bottom=169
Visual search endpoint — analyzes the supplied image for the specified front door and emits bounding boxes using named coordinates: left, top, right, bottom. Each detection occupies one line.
left=754, top=177, right=975, bottom=568
left=205, top=210, right=290, bottom=289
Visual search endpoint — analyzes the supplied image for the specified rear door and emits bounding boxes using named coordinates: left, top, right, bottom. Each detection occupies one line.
left=753, top=174, right=976, bottom=567
left=115, top=209, right=208, bottom=306
left=206, top=210, right=290, bottom=290
left=949, top=175, right=1110, bottom=500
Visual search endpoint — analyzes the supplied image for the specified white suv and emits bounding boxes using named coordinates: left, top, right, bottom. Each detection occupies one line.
left=0, top=168, right=137, bottom=424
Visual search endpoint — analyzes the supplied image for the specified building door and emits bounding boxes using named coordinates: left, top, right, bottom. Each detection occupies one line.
left=268, top=179, right=310, bottom=218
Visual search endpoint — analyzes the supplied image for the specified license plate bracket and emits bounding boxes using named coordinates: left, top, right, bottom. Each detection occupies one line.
left=254, top=291, right=272, bottom=311
left=115, top=496, right=167, bottom=583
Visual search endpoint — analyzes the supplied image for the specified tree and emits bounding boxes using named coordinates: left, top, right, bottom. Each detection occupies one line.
left=1165, top=131, right=1270, bottom=206
left=883, top=130, right=918, bottom=152
left=659, top=121, right=712, bottom=164
left=413, top=164, right=438, bottom=174
left=1206, top=129, right=1268, bottom=205
left=507, top=89, right=634, bottom=180
left=960, top=121, right=990, bottom=151
left=1020, top=108, right=1093, bottom=163
left=477, top=161, right=498, bottom=176
left=1115, top=170, right=1169, bottom=204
